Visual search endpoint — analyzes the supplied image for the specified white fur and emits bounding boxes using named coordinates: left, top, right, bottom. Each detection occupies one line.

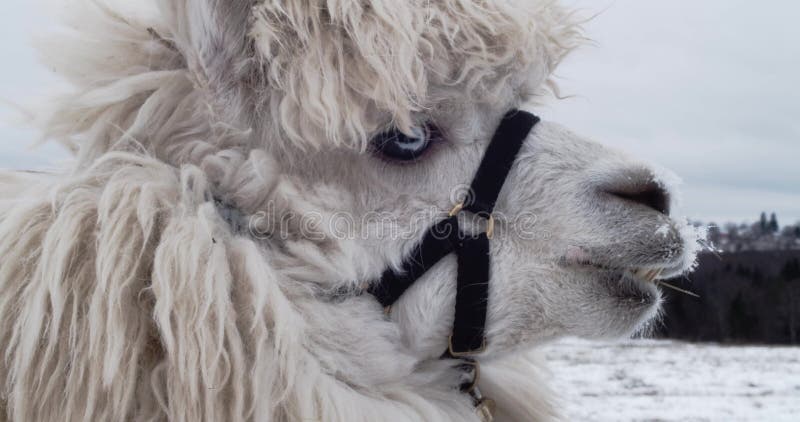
left=0, top=1, right=702, bottom=421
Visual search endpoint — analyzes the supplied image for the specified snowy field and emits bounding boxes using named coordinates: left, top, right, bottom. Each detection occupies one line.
left=542, top=339, right=800, bottom=421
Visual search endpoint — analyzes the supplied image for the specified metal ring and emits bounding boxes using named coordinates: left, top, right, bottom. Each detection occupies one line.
left=448, top=334, right=487, bottom=357
left=449, top=202, right=465, bottom=217
left=486, top=215, right=495, bottom=239
left=459, top=360, right=481, bottom=393
left=448, top=203, right=495, bottom=238
left=476, top=398, right=495, bottom=422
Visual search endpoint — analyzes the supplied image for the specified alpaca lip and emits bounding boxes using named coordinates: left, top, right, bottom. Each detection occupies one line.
left=629, top=267, right=664, bottom=283
left=560, top=245, right=679, bottom=281
left=617, top=270, right=660, bottom=303
left=560, top=252, right=669, bottom=281
left=561, top=254, right=667, bottom=301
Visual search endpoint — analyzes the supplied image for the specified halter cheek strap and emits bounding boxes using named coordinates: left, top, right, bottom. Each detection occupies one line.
left=368, top=110, right=540, bottom=357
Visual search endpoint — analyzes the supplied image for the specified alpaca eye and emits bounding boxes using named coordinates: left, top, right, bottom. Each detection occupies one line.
left=372, top=123, right=437, bottom=162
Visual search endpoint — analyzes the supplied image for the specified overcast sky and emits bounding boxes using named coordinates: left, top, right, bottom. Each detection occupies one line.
left=0, top=0, right=798, bottom=225
left=548, top=0, right=800, bottom=224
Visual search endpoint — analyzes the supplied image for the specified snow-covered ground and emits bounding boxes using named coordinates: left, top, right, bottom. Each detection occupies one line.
left=542, top=339, right=800, bottom=421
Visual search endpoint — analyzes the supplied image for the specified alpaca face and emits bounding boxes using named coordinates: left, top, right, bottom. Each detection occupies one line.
left=275, top=109, right=699, bottom=357
left=198, top=1, right=703, bottom=356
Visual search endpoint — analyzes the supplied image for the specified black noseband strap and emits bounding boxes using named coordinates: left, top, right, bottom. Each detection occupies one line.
left=368, top=110, right=540, bottom=357
left=464, top=110, right=541, bottom=216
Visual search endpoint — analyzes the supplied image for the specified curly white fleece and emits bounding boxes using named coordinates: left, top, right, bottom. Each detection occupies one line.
left=0, top=0, right=584, bottom=420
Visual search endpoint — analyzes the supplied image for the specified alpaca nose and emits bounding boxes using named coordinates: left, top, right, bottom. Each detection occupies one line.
left=601, top=172, right=671, bottom=216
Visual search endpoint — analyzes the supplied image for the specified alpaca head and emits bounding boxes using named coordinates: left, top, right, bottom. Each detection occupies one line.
left=162, top=0, right=705, bottom=359
left=39, top=0, right=703, bottom=360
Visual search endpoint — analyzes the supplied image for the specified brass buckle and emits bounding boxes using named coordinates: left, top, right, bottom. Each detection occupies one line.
left=476, top=398, right=495, bottom=422
left=448, top=334, right=487, bottom=357
left=448, top=202, right=496, bottom=239
left=485, top=216, right=495, bottom=239
left=448, top=202, right=465, bottom=217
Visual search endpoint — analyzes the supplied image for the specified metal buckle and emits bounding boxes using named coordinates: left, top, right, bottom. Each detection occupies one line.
left=465, top=379, right=494, bottom=422
left=448, top=202, right=465, bottom=217
left=448, top=334, right=487, bottom=357
left=448, top=202, right=496, bottom=239
left=458, top=359, right=481, bottom=393
left=476, top=398, right=495, bottom=422
left=485, top=216, right=495, bottom=239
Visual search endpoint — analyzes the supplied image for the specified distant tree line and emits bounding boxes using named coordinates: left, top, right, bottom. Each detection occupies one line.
left=702, top=212, right=800, bottom=253
left=657, top=251, right=800, bottom=344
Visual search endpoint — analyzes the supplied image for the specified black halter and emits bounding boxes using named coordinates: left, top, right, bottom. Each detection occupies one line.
left=368, top=110, right=540, bottom=358
left=212, top=109, right=539, bottom=421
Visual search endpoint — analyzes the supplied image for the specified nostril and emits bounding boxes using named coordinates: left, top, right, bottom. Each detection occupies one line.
left=605, top=182, right=671, bottom=215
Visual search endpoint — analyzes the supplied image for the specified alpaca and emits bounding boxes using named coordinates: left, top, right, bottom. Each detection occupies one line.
left=0, top=1, right=704, bottom=421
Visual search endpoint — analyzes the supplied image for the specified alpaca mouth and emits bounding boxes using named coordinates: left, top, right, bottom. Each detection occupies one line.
left=560, top=240, right=692, bottom=288
left=578, top=264, right=663, bottom=304
left=570, top=261, right=699, bottom=304
left=628, top=267, right=665, bottom=284
left=620, top=267, right=664, bottom=303
left=560, top=248, right=677, bottom=303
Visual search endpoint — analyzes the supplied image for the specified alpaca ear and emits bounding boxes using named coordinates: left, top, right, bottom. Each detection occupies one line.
left=160, top=0, right=256, bottom=89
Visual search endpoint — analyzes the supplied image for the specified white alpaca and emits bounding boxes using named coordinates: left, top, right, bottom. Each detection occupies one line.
left=0, top=1, right=704, bottom=421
